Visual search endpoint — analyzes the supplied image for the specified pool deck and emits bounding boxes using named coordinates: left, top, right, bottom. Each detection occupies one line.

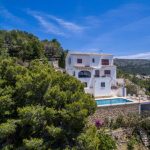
left=95, top=96, right=150, bottom=107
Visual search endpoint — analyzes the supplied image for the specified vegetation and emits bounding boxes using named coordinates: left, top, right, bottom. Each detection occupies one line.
left=140, top=117, right=150, bottom=135
left=77, top=127, right=117, bottom=150
left=0, top=30, right=44, bottom=61
left=98, top=132, right=117, bottom=150
left=0, top=30, right=67, bottom=68
left=115, top=59, right=150, bottom=75
left=1, top=29, right=149, bottom=149
left=0, top=29, right=118, bottom=149
left=111, top=114, right=141, bottom=129
left=42, top=39, right=63, bottom=59
left=127, top=136, right=137, bottom=150
left=117, top=69, right=150, bottom=96
left=0, top=57, right=97, bottom=149
left=42, top=39, right=68, bottom=68
left=103, top=114, right=150, bottom=149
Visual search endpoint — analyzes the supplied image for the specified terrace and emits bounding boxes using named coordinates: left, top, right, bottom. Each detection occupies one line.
left=126, top=94, right=150, bottom=103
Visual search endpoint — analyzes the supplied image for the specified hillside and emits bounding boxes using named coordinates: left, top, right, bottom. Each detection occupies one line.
left=114, top=59, right=150, bottom=75
left=0, top=29, right=149, bottom=149
left=0, top=30, right=67, bottom=68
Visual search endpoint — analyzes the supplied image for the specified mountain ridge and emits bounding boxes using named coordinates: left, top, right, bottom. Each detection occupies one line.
left=114, top=59, right=150, bottom=75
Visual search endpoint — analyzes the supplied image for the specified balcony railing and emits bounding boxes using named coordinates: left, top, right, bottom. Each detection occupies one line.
left=111, top=85, right=118, bottom=90
left=94, top=75, right=111, bottom=78
left=94, top=75, right=100, bottom=77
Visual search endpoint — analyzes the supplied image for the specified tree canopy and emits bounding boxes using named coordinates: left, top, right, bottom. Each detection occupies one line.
left=42, top=39, right=63, bottom=59
left=0, top=57, right=96, bottom=149
left=0, top=30, right=68, bottom=68
left=0, top=30, right=45, bottom=61
left=0, top=29, right=118, bottom=149
left=42, top=39, right=68, bottom=68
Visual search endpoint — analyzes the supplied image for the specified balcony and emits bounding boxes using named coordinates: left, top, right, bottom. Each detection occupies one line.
left=101, top=75, right=106, bottom=77
left=74, top=64, right=93, bottom=70
left=85, top=65, right=90, bottom=67
left=111, top=85, right=118, bottom=90
left=94, top=75, right=111, bottom=78
left=105, top=74, right=111, bottom=77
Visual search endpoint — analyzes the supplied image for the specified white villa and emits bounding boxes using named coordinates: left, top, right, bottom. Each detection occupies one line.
left=65, top=52, right=126, bottom=98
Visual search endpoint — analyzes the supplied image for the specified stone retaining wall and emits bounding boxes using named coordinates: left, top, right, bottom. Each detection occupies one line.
left=89, top=103, right=140, bottom=124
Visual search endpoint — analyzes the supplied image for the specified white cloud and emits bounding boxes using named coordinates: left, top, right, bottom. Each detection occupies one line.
left=48, top=15, right=84, bottom=32
left=27, top=10, right=65, bottom=36
left=27, top=10, right=84, bottom=36
left=31, top=13, right=65, bottom=36
left=0, top=7, right=24, bottom=24
left=115, top=52, right=150, bottom=59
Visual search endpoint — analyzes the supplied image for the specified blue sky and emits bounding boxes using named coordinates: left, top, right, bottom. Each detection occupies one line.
left=0, top=0, right=150, bottom=58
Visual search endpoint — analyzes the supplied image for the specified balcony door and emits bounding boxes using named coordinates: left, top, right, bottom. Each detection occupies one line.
left=104, top=70, right=111, bottom=77
left=95, top=70, right=100, bottom=77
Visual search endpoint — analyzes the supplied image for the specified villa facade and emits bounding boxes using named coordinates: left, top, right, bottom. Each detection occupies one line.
left=65, top=52, right=126, bottom=97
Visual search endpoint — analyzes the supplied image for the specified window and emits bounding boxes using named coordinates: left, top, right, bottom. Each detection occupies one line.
left=78, top=71, right=91, bottom=78
left=102, top=59, right=109, bottom=65
left=92, top=58, right=95, bottom=63
left=101, top=82, right=105, bottom=88
left=68, top=57, right=71, bottom=65
left=77, top=59, right=82, bottom=63
left=95, top=70, right=100, bottom=77
left=104, top=70, right=111, bottom=75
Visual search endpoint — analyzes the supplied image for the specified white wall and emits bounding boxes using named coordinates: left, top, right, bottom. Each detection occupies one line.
left=73, top=55, right=91, bottom=66
left=66, top=53, right=114, bottom=69
left=93, top=77, right=112, bottom=97
left=90, top=55, right=101, bottom=67
left=111, top=87, right=126, bottom=97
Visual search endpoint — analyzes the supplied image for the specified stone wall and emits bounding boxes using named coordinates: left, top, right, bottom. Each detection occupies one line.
left=89, top=103, right=140, bottom=124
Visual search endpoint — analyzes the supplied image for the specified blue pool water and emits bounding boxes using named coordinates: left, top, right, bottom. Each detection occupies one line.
left=96, top=98, right=133, bottom=106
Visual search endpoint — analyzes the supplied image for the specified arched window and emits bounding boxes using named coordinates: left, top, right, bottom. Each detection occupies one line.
left=78, top=71, right=91, bottom=78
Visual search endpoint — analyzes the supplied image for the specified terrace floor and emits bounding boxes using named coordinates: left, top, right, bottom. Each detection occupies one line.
left=126, top=96, right=150, bottom=104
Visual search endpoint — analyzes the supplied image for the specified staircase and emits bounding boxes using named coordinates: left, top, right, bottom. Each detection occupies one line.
left=52, top=61, right=59, bottom=68
left=139, top=128, right=150, bottom=147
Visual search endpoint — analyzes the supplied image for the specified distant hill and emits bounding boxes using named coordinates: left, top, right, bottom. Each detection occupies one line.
left=114, top=59, right=150, bottom=75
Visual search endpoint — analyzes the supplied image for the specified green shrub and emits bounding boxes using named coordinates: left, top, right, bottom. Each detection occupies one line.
left=127, top=136, right=137, bottom=150
left=98, top=131, right=117, bottom=150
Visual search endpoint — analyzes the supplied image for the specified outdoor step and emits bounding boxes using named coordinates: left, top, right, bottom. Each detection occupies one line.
left=138, top=128, right=150, bottom=147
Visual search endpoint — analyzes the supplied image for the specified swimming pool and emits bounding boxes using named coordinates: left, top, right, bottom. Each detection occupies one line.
left=96, top=98, right=133, bottom=106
